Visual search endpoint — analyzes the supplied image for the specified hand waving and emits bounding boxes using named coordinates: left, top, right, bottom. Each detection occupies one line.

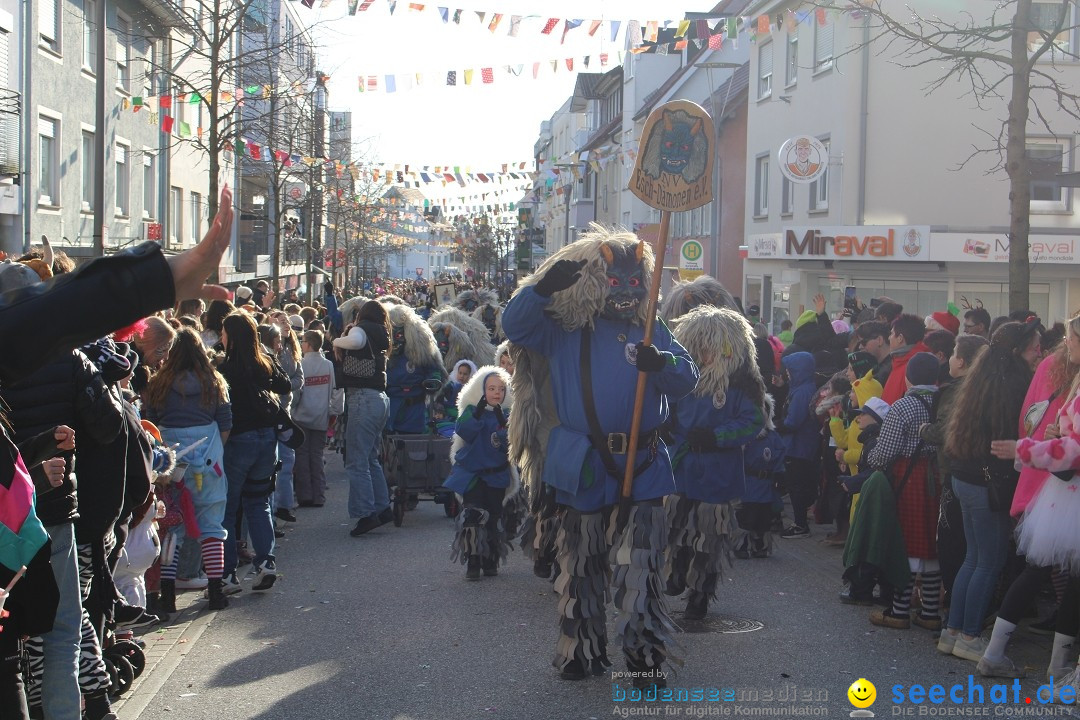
left=535, top=259, right=587, bottom=298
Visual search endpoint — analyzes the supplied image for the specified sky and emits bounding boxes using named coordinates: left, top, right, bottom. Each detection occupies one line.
left=308, top=0, right=718, bottom=194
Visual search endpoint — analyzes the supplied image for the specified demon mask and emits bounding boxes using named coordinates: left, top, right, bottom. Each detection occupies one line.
left=600, top=241, right=646, bottom=322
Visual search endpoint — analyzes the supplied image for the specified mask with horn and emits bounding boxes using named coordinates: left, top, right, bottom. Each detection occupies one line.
left=600, top=240, right=647, bottom=322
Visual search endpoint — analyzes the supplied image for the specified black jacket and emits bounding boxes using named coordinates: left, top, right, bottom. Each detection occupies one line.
left=1, top=350, right=125, bottom=526
left=0, top=242, right=175, bottom=387
left=72, top=383, right=132, bottom=543
left=220, top=355, right=291, bottom=435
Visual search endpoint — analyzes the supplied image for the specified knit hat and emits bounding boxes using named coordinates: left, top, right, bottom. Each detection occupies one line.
left=858, top=397, right=891, bottom=424
left=234, top=286, right=253, bottom=302
left=289, top=314, right=305, bottom=332
left=832, top=319, right=851, bottom=334
left=930, top=311, right=960, bottom=335
left=847, top=351, right=876, bottom=379
left=795, top=309, right=818, bottom=330
left=906, top=352, right=940, bottom=386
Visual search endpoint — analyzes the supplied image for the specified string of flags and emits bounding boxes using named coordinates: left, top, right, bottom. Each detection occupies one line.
left=352, top=10, right=839, bottom=94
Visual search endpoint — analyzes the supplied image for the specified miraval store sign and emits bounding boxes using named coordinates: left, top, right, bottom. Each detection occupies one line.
left=930, top=233, right=1080, bottom=264
left=746, top=226, right=932, bottom=261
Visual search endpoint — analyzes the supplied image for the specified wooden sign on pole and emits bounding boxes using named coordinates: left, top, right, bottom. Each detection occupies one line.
left=618, top=100, right=714, bottom=532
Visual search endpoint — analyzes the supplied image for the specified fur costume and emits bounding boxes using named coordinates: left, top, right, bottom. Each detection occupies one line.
left=428, top=306, right=496, bottom=374
left=382, top=302, right=447, bottom=434
left=494, top=340, right=511, bottom=368
left=663, top=307, right=767, bottom=612
left=337, top=296, right=366, bottom=326
left=502, top=224, right=699, bottom=681
left=659, top=274, right=737, bottom=324
left=454, top=288, right=503, bottom=341
left=446, top=367, right=519, bottom=572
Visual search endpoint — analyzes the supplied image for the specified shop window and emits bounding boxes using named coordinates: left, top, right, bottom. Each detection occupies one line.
left=954, top=282, right=1051, bottom=321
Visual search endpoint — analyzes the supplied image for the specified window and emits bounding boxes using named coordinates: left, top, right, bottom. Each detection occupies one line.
left=193, top=1, right=204, bottom=49
left=809, top=138, right=830, bottom=212
left=284, top=16, right=293, bottom=53
left=143, top=154, right=155, bottom=219
left=38, top=116, right=59, bottom=206
left=115, top=142, right=129, bottom=216
left=83, top=0, right=96, bottom=69
left=781, top=176, right=794, bottom=215
left=1027, top=139, right=1070, bottom=211
left=814, top=18, right=834, bottom=72
left=170, top=187, right=183, bottom=247
left=1029, top=2, right=1075, bottom=59
left=39, top=0, right=59, bottom=52
left=754, top=154, right=769, bottom=217
left=81, top=130, right=94, bottom=210
left=189, top=191, right=202, bottom=244
left=758, top=40, right=773, bottom=99
left=116, top=14, right=130, bottom=92
left=785, top=31, right=798, bottom=86
left=144, top=39, right=156, bottom=97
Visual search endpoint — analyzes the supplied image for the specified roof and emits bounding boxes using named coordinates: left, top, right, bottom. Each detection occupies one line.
left=569, top=67, right=622, bottom=112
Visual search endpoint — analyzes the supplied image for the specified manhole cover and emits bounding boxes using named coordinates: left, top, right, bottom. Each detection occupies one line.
left=678, top=614, right=764, bottom=634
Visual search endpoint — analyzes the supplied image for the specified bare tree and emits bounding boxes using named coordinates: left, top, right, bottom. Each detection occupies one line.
left=822, top=0, right=1080, bottom=312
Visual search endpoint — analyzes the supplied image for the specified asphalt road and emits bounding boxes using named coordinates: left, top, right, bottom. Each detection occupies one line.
left=124, top=452, right=1073, bottom=720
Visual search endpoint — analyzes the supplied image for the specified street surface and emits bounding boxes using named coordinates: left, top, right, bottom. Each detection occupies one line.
left=115, top=453, right=1068, bottom=720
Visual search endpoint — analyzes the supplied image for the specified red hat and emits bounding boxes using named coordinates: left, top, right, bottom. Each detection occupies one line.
left=931, top=311, right=959, bottom=335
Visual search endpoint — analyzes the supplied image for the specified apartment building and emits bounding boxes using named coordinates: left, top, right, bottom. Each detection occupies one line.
left=742, top=0, right=1080, bottom=328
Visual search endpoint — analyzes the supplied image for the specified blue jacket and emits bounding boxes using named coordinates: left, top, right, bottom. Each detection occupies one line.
left=779, top=352, right=819, bottom=460
left=385, top=354, right=443, bottom=434
left=669, top=387, right=764, bottom=504
left=443, top=404, right=511, bottom=494
left=743, top=428, right=787, bottom=504
left=502, top=287, right=699, bottom=512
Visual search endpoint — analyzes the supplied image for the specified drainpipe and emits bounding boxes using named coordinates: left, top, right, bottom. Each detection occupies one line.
left=856, top=16, right=870, bottom=225
left=19, top=0, right=30, bottom=252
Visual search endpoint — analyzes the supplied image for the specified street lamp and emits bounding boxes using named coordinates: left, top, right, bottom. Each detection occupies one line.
left=696, top=61, right=742, bottom=283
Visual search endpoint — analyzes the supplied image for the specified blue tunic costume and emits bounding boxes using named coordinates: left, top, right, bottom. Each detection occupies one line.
left=443, top=404, right=511, bottom=494
left=385, top=354, right=443, bottom=434
left=669, top=387, right=765, bottom=504
left=502, top=286, right=698, bottom=512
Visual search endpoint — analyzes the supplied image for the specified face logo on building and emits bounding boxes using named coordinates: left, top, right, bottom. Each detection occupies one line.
left=902, top=229, right=922, bottom=258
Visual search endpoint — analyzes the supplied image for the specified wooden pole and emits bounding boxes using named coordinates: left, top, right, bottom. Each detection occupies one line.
left=616, top=209, right=671, bottom=532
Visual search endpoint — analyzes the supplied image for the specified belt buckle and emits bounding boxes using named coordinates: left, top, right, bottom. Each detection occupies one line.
left=608, top=432, right=628, bottom=455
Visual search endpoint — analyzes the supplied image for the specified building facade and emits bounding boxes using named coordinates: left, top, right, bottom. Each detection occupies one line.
left=742, top=0, right=1080, bottom=329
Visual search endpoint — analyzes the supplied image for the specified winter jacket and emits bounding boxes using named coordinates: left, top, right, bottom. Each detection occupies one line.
left=830, top=372, right=884, bottom=474
left=219, top=355, right=291, bottom=436
left=669, top=387, right=765, bottom=504
left=866, top=387, right=937, bottom=470
left=142, top=370, right=232, bottom=431
left=277, top=349, right=304, bottom=410
left=919, top=378, right=960, bottom=490
left=293, top=351, right=343, bottom=431
left=781, top=310, right=836, bottom=357
left=842, top=423, right=882, bottom=494
left=778, top=352, right=819, bottom=460
left=1010, top=354, right=1070, bottom=517
left=1, top=350, right=125, bottom=525
left=881, top=342, right=932, bottom=404
left=1016, top=390, right=1080, bottom=478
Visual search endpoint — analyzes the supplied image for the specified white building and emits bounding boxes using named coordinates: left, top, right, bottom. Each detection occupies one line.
left=742, top=0, right=1080, bottom=330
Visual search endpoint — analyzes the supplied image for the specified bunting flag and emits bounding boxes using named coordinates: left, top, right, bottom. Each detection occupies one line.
left=541, top=17, right=559, bottom=34
left=487, top=13, right=502, bottom=32
left=438, top=6, right=447, bottom=22
left=162, top=115, right=174, bottom=133
left=757, top=14, right=769, bottom=34
left=508, top=15, right=521, bottom=36
left=447, top=70, right=456, bottom=85
left=481, top=67, right=493, bottom=84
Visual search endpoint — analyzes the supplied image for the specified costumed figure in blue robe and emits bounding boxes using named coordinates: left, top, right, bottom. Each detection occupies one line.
left=443, top=366, right=516, bottom=579
left=663, top=307, right=767, bottom=619
left=503, top=225, right=699, bottom=686
left=382, top=302, right=446, bottom=434
left=735, top=394, right=786, bottom=559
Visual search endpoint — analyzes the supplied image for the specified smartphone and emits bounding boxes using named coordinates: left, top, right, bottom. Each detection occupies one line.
left=843, top=286, right=858, bottom=311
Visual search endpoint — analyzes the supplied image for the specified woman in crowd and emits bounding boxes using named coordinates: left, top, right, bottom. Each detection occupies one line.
left=332, top=300, right=393, bottom=537
left=259, top=320, right=305, bottom=522
left=988, top=313, right=1080, bottom=682
left=920, top=335, right=988, bottom=612
left=128, top=316, right=177, bottom=394
left=218, top=313, right=290, bottom=592
left=937, top=322, right=1040, bottom=668
left=141, top=328, right=233, bottom=610
left=200, top=299, right=234, bottom=352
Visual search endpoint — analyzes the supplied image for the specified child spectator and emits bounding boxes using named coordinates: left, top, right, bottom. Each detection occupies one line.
left=736, top=396, right=787, bottom=558
left=292, top=330, right=344, bottom=508
left=778, top=352, right=819, bottom=538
